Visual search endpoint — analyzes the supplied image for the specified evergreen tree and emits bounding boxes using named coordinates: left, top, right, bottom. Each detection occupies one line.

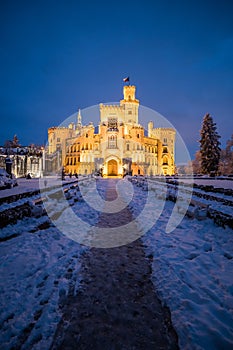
left=219, top=134, right=233, bottom=175
left=199, top=113, right=221, bottom=175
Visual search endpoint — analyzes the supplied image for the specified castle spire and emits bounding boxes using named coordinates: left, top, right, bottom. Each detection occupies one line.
left=77, top=109, right=82, bottom=127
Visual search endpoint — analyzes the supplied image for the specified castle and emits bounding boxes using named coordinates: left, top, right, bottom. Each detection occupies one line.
left=47, top=85, right=175, bottom=177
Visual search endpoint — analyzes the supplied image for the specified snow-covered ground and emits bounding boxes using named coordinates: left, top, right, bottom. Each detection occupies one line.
left=0, top=177, right=232, bottom=349
left=127, top=178, right=233, bottom=350
left=0, top=176, right=83, bottom=199
left=180, top=178, right=233, bottom=190
left=142, top=203, right=233, bottom=350
left=0, top=215, right=87, bottom=350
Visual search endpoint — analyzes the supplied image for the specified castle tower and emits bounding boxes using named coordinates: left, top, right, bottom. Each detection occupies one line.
left=120, top=85, right=139, bottom=124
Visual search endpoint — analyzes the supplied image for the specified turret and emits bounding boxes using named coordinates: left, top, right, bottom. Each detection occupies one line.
left=148, top=121, right=153, bottom=137
left=120, top=85, right=139, bottom=124
left=77, top=109, right=82, bottom=129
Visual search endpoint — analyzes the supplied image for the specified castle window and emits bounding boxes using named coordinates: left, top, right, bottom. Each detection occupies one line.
left=137, top=134, right=140, bottom=138
left=128, top=111, right=132, bottom=115
left=108, top=135, right=117, bottom=149
left=126, top=143, right=130, bottom=151
left=164, top=138, right=167, bottom=144
left=86, top=134, right=88, bottom=138
left=163, top=156, right=168, bottom=165
left=108, top=117, right=118, bottom=131
left=57, top=137, right=60, bottom=142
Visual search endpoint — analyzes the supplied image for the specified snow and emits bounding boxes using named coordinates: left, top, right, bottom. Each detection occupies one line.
left=180, top=178, right=233, bottom=190
left=125, top=182, right=233, bottom=350
left=124, top=177, right=233, bottom=349
left=0, top=176, right=233, bottom=349
left=0, top=176, right=83, bottom=199
left=142, top=210, right=233, bottom=349
left=0, top=217, right=87, bottom=349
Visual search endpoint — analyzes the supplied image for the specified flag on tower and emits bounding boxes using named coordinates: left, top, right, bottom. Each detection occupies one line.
left=123, top=76, right=130, bottom=82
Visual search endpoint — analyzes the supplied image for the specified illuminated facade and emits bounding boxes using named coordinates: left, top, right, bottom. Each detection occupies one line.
left=47, top=85, right=176, bottom=176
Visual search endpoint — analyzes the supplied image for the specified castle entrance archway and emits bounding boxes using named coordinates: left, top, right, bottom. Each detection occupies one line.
left=107, top=159, right=118, bottom=176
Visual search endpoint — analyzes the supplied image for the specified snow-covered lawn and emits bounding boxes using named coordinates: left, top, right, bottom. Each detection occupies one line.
left=0, top=216, right=87, bottom=349
left=180, top=178, right=233, bottom=190
left=142, top=200, right=233, bottom=350
left=0, top=176, right=82, bottom=199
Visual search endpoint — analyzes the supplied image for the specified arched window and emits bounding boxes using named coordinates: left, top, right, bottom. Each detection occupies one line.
left=163, top=156, right=168, bottom=165
left=126, top=143, right=130, bottom=151
left=108, top=135, right=117, bottom=149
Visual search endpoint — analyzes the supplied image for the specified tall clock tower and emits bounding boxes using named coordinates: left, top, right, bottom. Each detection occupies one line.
left=120, top=85, right=139, bottom=124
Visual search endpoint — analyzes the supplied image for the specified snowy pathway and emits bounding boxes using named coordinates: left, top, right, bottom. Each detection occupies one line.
left=50, top=179, right=179, bottom=349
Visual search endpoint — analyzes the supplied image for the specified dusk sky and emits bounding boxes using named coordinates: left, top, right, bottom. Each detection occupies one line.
left=0, top=0, right=233, bottom=159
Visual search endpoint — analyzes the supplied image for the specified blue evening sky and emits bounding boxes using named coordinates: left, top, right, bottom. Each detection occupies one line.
left=0, top=0, right=233, bottom=159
